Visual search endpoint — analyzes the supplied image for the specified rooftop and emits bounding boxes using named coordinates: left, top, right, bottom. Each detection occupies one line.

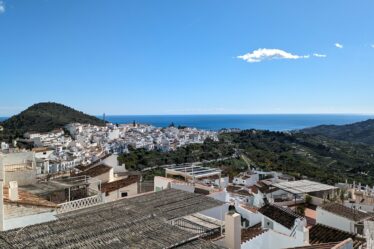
left=272, top=180, right=338, bottom=195
left=3, top=187, right=57, bottom=208
left=76, top=164, right=112, bottom=178
left=0, top=189, right=224, bottom=248
left=101, top=175, right=139, bottom=193
left=21, top=176, right=90, bottom=196
left=258, top=204, right=303, bottom=229
left=165, top=164, right=222, bottom=179
left=241, top=225, right=267, bottom=243
left=309, top=224, right=364, bottom=249
left=320, top=202, right=373, bottom=221
left=285, top=241, right=345, bottom=249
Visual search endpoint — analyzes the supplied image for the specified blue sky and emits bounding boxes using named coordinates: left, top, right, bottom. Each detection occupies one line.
left=0, top=0, right=374, bottom=116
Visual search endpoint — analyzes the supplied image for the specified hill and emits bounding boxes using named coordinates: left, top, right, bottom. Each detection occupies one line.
left=119, top=130, right=374, bottom=185
left=301, top=119, right=374, bottom=145
left=0, top=102, right=105, bottom=141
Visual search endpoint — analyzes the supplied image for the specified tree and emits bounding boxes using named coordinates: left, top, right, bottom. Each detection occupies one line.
left=295, top=205, right=305, bottom=216
left=305, top=194, right=312, bottom=206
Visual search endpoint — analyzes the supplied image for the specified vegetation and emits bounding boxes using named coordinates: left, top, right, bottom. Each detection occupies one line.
left=202, top=159, right=248, bottom=178
left=222, top=130, right=374, bottom=185
left=119, top=130, right=374, bottom=185
left=305, top=195, right=312, bottom=205
left=302, top=119, right=374, bottom=145
left=142, top=168, right=165, bottom=181
left=2, top=103, right=374, bottom=186
left=118, top=138, right=235, bottom=170
left=0, top=102, right=105, bottom=142
left=295, top=205, right=305, bottom=216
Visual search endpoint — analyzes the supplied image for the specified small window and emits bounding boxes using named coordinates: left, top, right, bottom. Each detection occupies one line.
left=121, top=192, right=128, bottom=197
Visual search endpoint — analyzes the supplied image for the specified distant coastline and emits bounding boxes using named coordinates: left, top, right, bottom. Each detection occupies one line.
left=2, top=114, right=373, bottom=131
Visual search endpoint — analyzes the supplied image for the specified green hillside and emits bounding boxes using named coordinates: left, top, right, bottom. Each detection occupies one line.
left=119, top=130, right=374, bottom=185
left=0, top=102, right=105, bottom=141
left=302, top=119, right=374, bottom=145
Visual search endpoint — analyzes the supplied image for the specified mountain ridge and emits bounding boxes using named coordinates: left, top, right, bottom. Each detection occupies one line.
left=0, top=102, right=105, bottom=141
left=301, top=119, right=374, bottom=145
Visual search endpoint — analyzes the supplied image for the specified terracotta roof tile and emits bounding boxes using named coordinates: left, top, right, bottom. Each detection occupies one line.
left=77, top=164, right=111, bottom=178
left=241, top=226, right=267, bottom=243
left=101, top=176, right=139, bottom=193
left=309, top=224, right=364, bottom=249
left=320, top=202, right=373, bottom=221
left=3, top=187, right=57, bottom=208
left=258, top=204, right=303, bottom=229
left=226, top=185, right=242, bottom=193
left=285, top=242, right=340, bottom=249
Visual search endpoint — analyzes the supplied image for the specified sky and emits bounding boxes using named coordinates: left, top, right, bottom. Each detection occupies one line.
left=0, top=0, right=374, bottom=116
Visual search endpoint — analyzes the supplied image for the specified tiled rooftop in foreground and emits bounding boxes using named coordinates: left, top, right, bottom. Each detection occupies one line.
left=0, top=189, right=225, bottom=249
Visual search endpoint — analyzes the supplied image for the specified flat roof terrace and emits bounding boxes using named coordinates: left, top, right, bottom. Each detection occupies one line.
left=0, top=189, right=225, bottom=249
left=165, top=164, right=222, bottom=179
left=272, top=180, right=338, bottom=195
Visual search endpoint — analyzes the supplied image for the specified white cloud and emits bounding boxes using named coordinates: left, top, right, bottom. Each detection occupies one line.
left=335, top=43, right=343, bottom=49
left=0, top=1, right=5, bottom=14
left=313, top=53, right=327, bottom=58
left=237, top=48, right=309, bottom=63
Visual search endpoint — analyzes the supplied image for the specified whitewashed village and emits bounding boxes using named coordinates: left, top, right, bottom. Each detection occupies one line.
left=0, top=122, right=373, bottom=249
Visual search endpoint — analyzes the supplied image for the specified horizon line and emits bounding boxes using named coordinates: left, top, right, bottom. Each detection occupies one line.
left=2, top=113, right=374, bottom=118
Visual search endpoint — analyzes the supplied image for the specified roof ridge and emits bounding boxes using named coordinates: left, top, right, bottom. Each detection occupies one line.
left=270, top=203, right=304, bottom=219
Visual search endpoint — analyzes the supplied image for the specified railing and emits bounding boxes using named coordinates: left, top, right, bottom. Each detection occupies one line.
left=289, top=225, right=298, bottom=237
left=171, top=218, right=207, bottom=234
left=4, top=163, right=34, bottom=172
left=56, top=194, right=103, bottom=214
left=170, top=217, right=221, bottom=237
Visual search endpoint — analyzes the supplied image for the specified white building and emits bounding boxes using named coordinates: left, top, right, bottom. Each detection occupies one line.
left=232, top=172, right=259, bottom=187
left=316, top=202, right=372, bottom=234
left=101, top=175, right=139, bottom=202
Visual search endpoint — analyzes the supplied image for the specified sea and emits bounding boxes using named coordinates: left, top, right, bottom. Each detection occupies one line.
left=1, top=114, right=373, bottom=131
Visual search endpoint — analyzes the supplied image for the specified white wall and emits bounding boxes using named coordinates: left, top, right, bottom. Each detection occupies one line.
left=4, top=211, right=57, bottom=230
left=344, top=201, right=374, bottom=213
left=310, top=196, right=325, bottom=206
left=100, top=154, right=126, bottom=173
left=258, top=212, right=301, bottom=236
left=154, top=176, right=172, bottom=192
left=200, top=204, right=228, bottom=221
left=216, top=177, right=229, bottom=188
left=364, top=220, right=374, bottom=249
left=154, top=176, right=195, bottom=193
left=253, top=192, right=265, bottom=207
left=241, top=229, right=307, bottom=249
left=104, top=182, right=138, bottom=202
left=92, top=168, right=113, bottom=183
left=236, top=205, right=262, bottom=227
left=5, top=170, right=37, bottom=186
left=316, top=207, right=354, bottom=233
left=199, top=191, right=229, bottom=221
left=34, top=150, right=54, bottom=159
left=170, top=182, right=194, bottom=193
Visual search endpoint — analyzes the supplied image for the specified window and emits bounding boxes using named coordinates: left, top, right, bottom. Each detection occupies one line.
left=264, top=218, right=274, bottom=229
left=121, top=192, right=128, bottom=197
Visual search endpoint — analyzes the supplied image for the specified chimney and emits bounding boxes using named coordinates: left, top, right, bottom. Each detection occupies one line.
left=225, top=204, right=241, bottom=249
left=9, top=181, right=19, bottom=201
